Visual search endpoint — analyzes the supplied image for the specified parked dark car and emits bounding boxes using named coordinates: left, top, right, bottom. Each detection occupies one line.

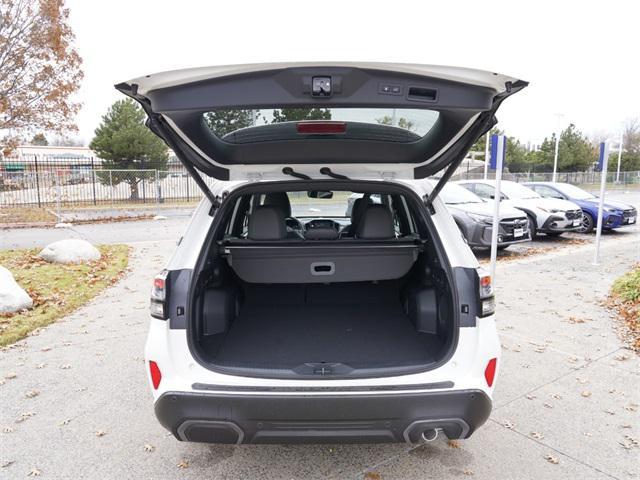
left=436, top=181, right=530, bottom=249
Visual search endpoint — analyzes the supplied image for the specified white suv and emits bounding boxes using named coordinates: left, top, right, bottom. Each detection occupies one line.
left=456, top=180, right=583, bottom=238
left=118, top=62, right=527, bottom=445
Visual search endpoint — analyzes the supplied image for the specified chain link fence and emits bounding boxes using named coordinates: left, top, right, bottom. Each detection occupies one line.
left=451, top=170, right=640, bottom=186
left=1, top=155, right=639, bottom=209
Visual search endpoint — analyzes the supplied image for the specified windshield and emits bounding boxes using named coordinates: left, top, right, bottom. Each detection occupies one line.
left=204, top=107, right=440, bottom=141
left=500, top=182, right=540, bottom=199
left=554, top=183, right=596, bottom=200
left=440, top=183, right=484, bottom=204
left=286, top=191, right=356, bottom=218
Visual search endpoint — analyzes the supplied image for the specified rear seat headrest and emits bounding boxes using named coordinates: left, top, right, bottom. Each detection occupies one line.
left=356, top=204, right=395, bottom=240
left=263, top=192, right=292, bottom=218
left=248, top=206, right=286, bottom=240
left=350, top=197, right=372, bottom=221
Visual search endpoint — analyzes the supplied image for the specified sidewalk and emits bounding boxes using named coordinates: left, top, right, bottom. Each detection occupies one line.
left=0, top=231, right=638, bottom=479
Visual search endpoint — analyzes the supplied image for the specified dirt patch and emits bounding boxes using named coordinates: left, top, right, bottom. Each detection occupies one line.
left=478, top=236, right=590, bottom=265
left=0, top=207, right=57, bottom=224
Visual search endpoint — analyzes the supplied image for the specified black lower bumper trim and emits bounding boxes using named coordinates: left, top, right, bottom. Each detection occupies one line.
left=155, top=389, right=491, bottom=444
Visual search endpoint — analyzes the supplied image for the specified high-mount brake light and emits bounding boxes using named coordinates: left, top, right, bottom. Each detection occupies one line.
left=150, top=270, right=169, bottom=320
left=296, top=122, right=346, bottom=134
left=477, top=269, right=495, bottom=317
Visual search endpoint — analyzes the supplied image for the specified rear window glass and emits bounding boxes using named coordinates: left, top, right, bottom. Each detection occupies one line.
left=204, top=108, right=440, bottom=143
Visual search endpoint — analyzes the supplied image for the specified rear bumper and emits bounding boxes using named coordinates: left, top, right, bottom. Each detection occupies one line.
left=154, top=389, right=492, bottom=444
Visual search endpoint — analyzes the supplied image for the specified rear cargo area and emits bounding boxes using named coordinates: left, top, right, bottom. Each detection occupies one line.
left=189, top=184, right=459, bottom=379
left=200, top=282, right=447, bottom=371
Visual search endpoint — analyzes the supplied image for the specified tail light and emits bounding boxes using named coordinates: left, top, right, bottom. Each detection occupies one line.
left=477, top=269, right=495, bottom=317
left=484, top=358, right=497, bottom=387
left=150, top=270, right=169, bottom=320
left=149, top=360, right=162, bottom=389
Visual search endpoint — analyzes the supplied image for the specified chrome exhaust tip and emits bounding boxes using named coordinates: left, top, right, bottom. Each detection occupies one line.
left=421, top=428, right=439, bottom=442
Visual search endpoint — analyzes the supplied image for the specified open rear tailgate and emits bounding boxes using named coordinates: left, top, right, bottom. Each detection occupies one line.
left=116, top=62, right=526, bottom=183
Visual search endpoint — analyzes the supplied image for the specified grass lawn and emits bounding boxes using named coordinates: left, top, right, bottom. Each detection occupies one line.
left=0, top=207, right=57, bottom=224
left=609, top=264, right=640, bottom=352
left=0, top=244, right=130, bottom=347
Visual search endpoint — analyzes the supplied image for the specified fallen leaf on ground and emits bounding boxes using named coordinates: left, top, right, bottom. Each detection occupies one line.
left=530, top=431, right=544, bottom=439
left=177, top=459, right=189, bottom=469
left=581, top=391, right=592, bottom=398
left=544, top=454, right=559, bottom=464
left=364, top=472, right=382, bottom=480
left=462, top=469, right=474, bottom=476
left=95, top=430, right=106, bottom=437
left=447, top=440, right=460, bottom=448
left=5, top=372, right=17, bottom=380
left=25, top=390, right=39, bottom=399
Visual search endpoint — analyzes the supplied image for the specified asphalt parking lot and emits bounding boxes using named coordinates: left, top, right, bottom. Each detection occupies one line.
left=1, top=192, right=639, bottom=479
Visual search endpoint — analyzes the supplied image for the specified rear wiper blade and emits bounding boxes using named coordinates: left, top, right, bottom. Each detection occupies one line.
left=282, top=167, right=311, bottom=180
left=319, top=167, right=350, bottom=180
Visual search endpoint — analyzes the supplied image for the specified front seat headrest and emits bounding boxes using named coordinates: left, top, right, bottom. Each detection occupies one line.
left=248, top=206, right=286, bottom=240
left=356, top=204, right=395, bottom=240
left=263, top=192, right=292, bottom=218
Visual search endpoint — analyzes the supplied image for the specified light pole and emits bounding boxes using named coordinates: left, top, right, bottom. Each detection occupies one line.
left=552, top=113, right=564, bottom=182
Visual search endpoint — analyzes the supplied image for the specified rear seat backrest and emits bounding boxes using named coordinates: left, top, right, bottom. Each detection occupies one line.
left=356, top=204, right=395, bottom=240
left=248, top=206, right=286, bottom=240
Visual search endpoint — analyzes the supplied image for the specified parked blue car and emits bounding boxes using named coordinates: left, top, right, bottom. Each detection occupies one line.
left=524, top=182, right=637, bottom=233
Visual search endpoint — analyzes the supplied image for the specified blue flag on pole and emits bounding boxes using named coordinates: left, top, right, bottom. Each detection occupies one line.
left=489, top=134, right=507, bottom=170
left=595, top=142, right=608, bottom=172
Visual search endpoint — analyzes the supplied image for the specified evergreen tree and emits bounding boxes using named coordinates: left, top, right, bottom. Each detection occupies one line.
left=90, top=99, right=169, bottom=200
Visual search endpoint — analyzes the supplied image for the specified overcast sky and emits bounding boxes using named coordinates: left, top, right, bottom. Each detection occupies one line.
left=66, top=0, right=639, bottom=146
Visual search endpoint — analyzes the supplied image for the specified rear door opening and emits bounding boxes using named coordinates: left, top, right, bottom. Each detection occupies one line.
left=187, top=182, right=464, bottom=379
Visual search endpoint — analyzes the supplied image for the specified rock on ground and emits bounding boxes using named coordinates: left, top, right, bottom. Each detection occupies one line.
left=0, top=266, right=33, bottom=314
left=39, top=239, right=101, bottom=264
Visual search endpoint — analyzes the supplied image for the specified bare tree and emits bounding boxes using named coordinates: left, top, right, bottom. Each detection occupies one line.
left=622, top=118, right=639, bottom=155
left=0, top=0, right=83, bottom=154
